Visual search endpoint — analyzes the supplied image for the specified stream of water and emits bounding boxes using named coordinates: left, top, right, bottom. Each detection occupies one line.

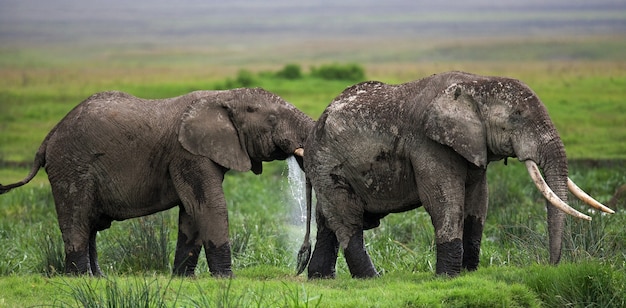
left=286, top=156, right=306, bottom=223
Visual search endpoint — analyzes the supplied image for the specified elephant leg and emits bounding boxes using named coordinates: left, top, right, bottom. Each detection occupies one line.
left=205, top=241, right=232, bottom=278
left=462, top=167, right=488, bottom=271
left=344, top=231, right=379, bottom=278
left=308, top=204, right=339, bottom=279
left=50, top=181, right=94, bottom=275
left=425, top=185, right=465, bottom=277
left=171, top=157, right=232, bottom=277
left=415, top=156, right=466, bottom=277
left=88, top=230, right=104, bottom=276
left=173, top=207, right=202, bottom=276
left=314, top=182, right=375, bottom=279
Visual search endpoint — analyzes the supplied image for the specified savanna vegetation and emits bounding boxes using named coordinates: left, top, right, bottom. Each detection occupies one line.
left=1, top=35, right=625, bottom=306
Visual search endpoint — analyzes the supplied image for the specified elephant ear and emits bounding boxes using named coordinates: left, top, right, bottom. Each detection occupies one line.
left=178, top=97, right=251, bottom=172
left=424, top=84, right=488, bottom=168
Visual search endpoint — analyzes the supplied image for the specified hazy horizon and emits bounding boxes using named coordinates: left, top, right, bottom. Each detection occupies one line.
left=1, top=0, right=625, bottom=66
left=2, top=0, right=625, bottom=47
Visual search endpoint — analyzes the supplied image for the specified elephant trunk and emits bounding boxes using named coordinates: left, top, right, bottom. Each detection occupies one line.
left=525, top=136, right=613, bottom=264
left=537, top=138, right=570, bottom=264
left=277, top=107, right=314, bottom=170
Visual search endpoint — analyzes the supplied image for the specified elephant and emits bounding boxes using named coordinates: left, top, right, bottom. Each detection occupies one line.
left=0, top=88, right=314, bottom=277
left=296, top=71, right=613, bottom=279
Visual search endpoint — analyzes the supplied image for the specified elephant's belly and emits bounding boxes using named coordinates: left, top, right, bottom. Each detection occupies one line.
left=349, top=156, right=420, bottom=211
left=97, top=180, right=180, bottom=220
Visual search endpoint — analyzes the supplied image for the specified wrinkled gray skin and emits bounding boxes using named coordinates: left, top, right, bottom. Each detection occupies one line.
left=0, top=88, right=313, bottom=277
left=302, top=71, right=569, bottom=278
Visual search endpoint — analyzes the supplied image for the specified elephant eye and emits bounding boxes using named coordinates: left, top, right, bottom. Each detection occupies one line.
left=246, top=106, right=258, bottom=113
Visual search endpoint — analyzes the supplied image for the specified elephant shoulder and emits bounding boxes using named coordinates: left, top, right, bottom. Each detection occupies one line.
left=83, top=91, right=137, bottom=103
left=327, top=81, right=391, bottom=111
left=340, top=81, right=389, bottom=100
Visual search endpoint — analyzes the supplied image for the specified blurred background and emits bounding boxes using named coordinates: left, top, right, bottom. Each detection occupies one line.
left=1, top=0, right=625, bottom=67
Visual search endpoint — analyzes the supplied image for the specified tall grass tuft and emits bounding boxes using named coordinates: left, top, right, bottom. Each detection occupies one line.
left=58, top=276, right=178, bottom=308
left=187, top=278, right=250, bottom=308
left=39, top=232, right=65, bottom=276
left=521, top=262, right=626, bottom=307
left=101, top=212, right=173, bottom=274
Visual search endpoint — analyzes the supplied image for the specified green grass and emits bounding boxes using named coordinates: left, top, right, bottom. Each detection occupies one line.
left=0, top=161, right=624, bottom=306
left=1, top=36, right=626, bottom=306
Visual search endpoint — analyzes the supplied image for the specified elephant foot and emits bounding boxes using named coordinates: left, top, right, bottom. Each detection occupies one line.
left=435, top=239, right=463, bottom=277
left=211, top=269, right=234, bottom=278
left=64, top=251, right=92, bottom=275
left=90, top=262, right=104, bottom=277
left=462, top=215, right=483, bottom=271
left=308, top=268, right=336, bottom=279
left=307, top=229, right=339, bottom=279
left=462, top=240, right=481, bottom=272
left=206, top=241, right=233, bottom=278
left=308, top=248, right=338, bottom=279
left=344, top=233, right=379, bottom=279
left=173, top=246, right=202, bottom=277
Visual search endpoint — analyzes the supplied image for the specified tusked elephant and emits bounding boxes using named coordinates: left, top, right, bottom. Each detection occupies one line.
left=0, top=88, right=314, bottom=277
left=296, top=71, right=613, bottom=279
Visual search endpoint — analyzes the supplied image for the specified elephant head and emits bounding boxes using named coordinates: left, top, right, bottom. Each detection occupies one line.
left=178, top=88, right=313, bottom=174
left=423, top=75, right=614, bottom=264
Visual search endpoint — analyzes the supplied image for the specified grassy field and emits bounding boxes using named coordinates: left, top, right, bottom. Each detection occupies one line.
left=1, top=36, right=626, bottom=306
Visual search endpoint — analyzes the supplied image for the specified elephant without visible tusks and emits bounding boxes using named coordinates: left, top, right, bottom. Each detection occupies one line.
left=0, top=88, right=314, bottom=277
left=296, top=71, right=613, bottom=279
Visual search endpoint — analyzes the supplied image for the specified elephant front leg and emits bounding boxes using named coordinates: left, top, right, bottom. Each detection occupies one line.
left=462, top=168, right=488, bottom=271
left=171, top=158, right=233, bottom=278
left=205, top=241, right=232, bottom=278
left=421, top=181, right=466, bottom=277
left=173, top=207, right=202, bottom=276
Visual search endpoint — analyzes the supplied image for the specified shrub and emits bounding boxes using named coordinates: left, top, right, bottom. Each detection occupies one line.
left=214, top=69, right=257, bottom=89
left=235, top=69, right=255, bottom=87
left=275, top=64, right=302, bottom=80
left=310, top=63, right=365, bottom=81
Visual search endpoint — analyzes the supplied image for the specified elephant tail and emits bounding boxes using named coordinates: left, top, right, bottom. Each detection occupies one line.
left=0, top=134, right=49, bottom=195
left=295, top=176, right=313, bottom=275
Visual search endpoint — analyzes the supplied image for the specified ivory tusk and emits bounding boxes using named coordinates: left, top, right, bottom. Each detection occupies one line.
left=294, top=148, right=304, bottom=157
left=524, top=160, right=592, bottom=221
left=568, top=178, right=615, bottom=214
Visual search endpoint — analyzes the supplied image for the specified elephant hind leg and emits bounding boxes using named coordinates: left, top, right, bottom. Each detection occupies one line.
left=310, top=182, right=374, bottom=279
left=61, top=225, right=95, bottom=275
left=308, top=206, right=340, bottom=279
left=344, top=232, right=378, bottom=278
left=88, top=230, right=104, bottom=276
left=50, top=182, right=95, bottom=275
